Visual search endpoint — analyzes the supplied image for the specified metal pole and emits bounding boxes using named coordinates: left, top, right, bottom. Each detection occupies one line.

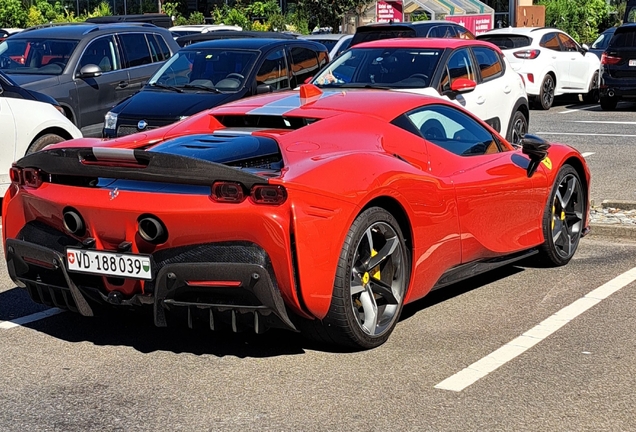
left=509, top=0, right=516, bottom=27
left=76, top=0, right=79, bottom=15
left=124, top=0, right=127, bottom=15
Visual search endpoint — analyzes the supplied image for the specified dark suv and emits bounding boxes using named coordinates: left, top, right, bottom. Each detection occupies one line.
left=103, top=38, right=328, bottom=138
left=350, top=21, right=475, bottom=47
left=599, top=23, right=636, bottom=110
left=0, top=23, right=180, bottom=136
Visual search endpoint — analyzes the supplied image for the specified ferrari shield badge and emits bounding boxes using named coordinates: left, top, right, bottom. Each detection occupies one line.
left=542, top=157, right=552, bottom=170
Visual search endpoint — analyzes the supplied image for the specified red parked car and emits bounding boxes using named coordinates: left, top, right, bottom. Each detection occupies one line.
left=3, top=85, right=590, bottom=349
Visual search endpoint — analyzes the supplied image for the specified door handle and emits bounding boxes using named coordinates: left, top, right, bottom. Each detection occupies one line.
left=116, top=81, right=129, bottom=89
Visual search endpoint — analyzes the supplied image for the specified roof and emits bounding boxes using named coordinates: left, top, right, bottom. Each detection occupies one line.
left=183, top=37, right=320, bottom=50
left=210, top=87, right=451, bottom=122
left=16, top=23, right=166, bottom=39
left=177, top=30, right=297, bottom=46
left=300, top=34, right=352, bottom=41
left=480, top=27, right=552, bottom=36
left=358, top=20, right=463, bottom=30
left=169, top=24, right=243, bottom=32
left=353, top=37, right=501, bottom=51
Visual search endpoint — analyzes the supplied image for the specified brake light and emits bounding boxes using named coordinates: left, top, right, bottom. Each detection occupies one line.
left=211, top=181, right=246, bottom=203
left=250, top=185, right=287, bottom=205
left=9, top=166, right=43, bottom=188
left=23, top=168, right=43, bottom=188
left=601, top=52, right=621, bottom=65
left=514, top=49, right=540, bottom=59
left=9, top=166, right=22, bottom=185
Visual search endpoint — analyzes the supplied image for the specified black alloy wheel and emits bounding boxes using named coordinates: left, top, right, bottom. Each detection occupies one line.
left=538, top=165, right=585, bottom=266
left=535, top=74, right=555, bottom=110
left=508, top=110, right=528, bottom=146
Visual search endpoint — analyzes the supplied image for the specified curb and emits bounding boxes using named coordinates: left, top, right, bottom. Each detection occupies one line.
left=588, top=223, right=636, bottom=240
left=588, top=200, right=636, bottom=240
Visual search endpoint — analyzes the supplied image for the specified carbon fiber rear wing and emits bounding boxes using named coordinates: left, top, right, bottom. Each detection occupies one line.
left=15, top=147, right=268, bottom=188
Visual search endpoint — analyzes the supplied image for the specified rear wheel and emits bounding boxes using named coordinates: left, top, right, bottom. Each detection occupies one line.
left=534, top=74, right=555, bottom=110
left=583, top=71, right=599, bottom=104
left=506, top=110, right=528, bottom=146
left=303, top=207, right=409, bottom=349
left=600, top=96, right=618, bottom=110
left=537, top=165, right=585, bottom=266
left=27, top=133, right=66, bottom=154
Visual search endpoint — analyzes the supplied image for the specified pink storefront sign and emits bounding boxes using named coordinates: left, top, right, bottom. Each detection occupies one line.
left=445, top=13, right=493, bottom=36
left=376, top=0, right=404, bottom=23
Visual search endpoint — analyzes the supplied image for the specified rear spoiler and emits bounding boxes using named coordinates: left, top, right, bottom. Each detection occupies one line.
left=15, top=147, right=268, bottom=188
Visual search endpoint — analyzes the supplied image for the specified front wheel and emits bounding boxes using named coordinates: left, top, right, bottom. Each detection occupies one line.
left=537, top=165, right=586, bottom=266
left=600, top=96, right=618, bottom=110
left=303, top=207, right=409, bottom=349
left=27, top=133, right=66, bottom=154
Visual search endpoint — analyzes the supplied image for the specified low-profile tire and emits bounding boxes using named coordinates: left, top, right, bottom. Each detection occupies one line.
left=27, top=133, right=66, bottom=154
left=537, top=164, right=586, bottom=267
left=534, top=74, right=555, bottom=110
left=506, top=110, right=528, bottom=146
left=600, top=96, right=618, bottom=111
left=302, top=207, right=410, bottom=350
left=583, top=71, right=599, bottom=104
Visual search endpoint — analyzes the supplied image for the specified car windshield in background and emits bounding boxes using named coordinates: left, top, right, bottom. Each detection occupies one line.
left=476, top=35, right=531, bottom=49
left=148, top=48, right=258, bottom=92
left=314, top=39, right=338, bottom=51
left=312, top=48, right=442, bottom=89
left=0, top=38, right=79, bottom=74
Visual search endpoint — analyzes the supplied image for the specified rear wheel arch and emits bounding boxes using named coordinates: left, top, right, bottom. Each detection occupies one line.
left=27, top=127, right=74, bottom=154
left=361, top=196, right=413, bottom=261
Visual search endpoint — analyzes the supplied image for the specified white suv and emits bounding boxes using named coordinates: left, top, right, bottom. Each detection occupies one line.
left=477, top=27, right=600, bottom=109
left=0, top=71, right=81, bottom=194
left=312, top=38, right=529, bottom=144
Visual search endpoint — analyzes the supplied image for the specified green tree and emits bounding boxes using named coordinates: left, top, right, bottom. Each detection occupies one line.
left=0, top=0, right=28, bottom=27
left=538, top=0, right=612, bottom=43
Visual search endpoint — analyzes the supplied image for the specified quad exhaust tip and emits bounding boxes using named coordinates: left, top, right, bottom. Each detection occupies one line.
left=63, top=208, right=86, bottom=237
left=137, top=215, right=167, bottom=244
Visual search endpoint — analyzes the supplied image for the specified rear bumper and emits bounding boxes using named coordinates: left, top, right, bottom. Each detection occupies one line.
left=6, top=234, right=297, bottom=333
left=600, top=75, right=636, bottom=98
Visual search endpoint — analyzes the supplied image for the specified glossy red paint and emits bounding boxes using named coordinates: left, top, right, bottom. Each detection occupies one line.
left=4, top=88, right=591, bottom=322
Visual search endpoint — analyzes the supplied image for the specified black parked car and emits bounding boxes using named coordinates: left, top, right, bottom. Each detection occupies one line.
left=599, top=24, right=636, bottom=110
left=0, top=23, right=180, bottom=136
left=350, top=20, right=475, bottom=47
left=103, top=38, right=328, bottom=138
left=590, top=26, right=616, bottom=59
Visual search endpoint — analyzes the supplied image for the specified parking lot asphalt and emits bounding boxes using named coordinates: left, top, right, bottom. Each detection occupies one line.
left=1, top=96, right=635, bottom=431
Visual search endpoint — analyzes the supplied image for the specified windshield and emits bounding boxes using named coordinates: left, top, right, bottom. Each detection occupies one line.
left=148, top=48, right=258, bottom=92
left=312, top=47, right=443, bottom=88
left=0, top=38, right=79, bottom=75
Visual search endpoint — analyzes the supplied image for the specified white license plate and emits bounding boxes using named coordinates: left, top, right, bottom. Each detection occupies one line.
left=630, top=59, right=636, bottom=66
left=66, top=248, right=152, bottom=280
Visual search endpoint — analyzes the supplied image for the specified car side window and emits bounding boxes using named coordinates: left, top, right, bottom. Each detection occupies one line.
left=557, top=33, right=579, bottom=52
left=317, top=50, right=329, bottom=67
left=147, top=34, right=168, bottom=62
left=154, top=35, right=172, bottom=60
left=540, top=33, right=561, bottom=51
left=118, top=33, right=152, bottom=68
left=290, top=47, right=320, bottom=87
left=79, top=36, right=119, bottom=72
left=456, top=27, right=474, bottom=40
left=256, top=49, right=290, bottom=90
left=405, top=104, right=503, bottom=156
left=440, top=48, right=476, bottom=92
left=472, top=46, right=503, bottom=82
left=428, top=26, right=453, bottom=38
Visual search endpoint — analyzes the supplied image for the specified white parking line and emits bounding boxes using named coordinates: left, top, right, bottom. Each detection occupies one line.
left=559, top=105, right=597, bottom=114
left=0, top=308, right=64, bottom=330
left=536, top=132, right=636, bottom=138
left=434, top=266, right=636, bottom=392
left=581, top=152, right=595, bottom=158
left=571, top=121, right=636, bottom=125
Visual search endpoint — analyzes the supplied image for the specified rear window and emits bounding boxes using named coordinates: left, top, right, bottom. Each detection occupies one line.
left=351, top=27, right=416, bottom=46
left=609, top=28, right=636, bottom=48
left=477, top=35, right=531, bottom=49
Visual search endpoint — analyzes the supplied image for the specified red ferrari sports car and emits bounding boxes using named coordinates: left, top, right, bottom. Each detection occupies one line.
left=3, top=85, right=590, bottom=349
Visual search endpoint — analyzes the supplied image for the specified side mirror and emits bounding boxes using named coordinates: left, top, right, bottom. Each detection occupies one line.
left=77, top=64, right=102, bottom=79
left=450, top=78, right=477, bottom=94
left=256, top=84, right=272, bottom=94
left=581, top=43, right=590, bottom=52
left=521, top=134, right=551, bottom=178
